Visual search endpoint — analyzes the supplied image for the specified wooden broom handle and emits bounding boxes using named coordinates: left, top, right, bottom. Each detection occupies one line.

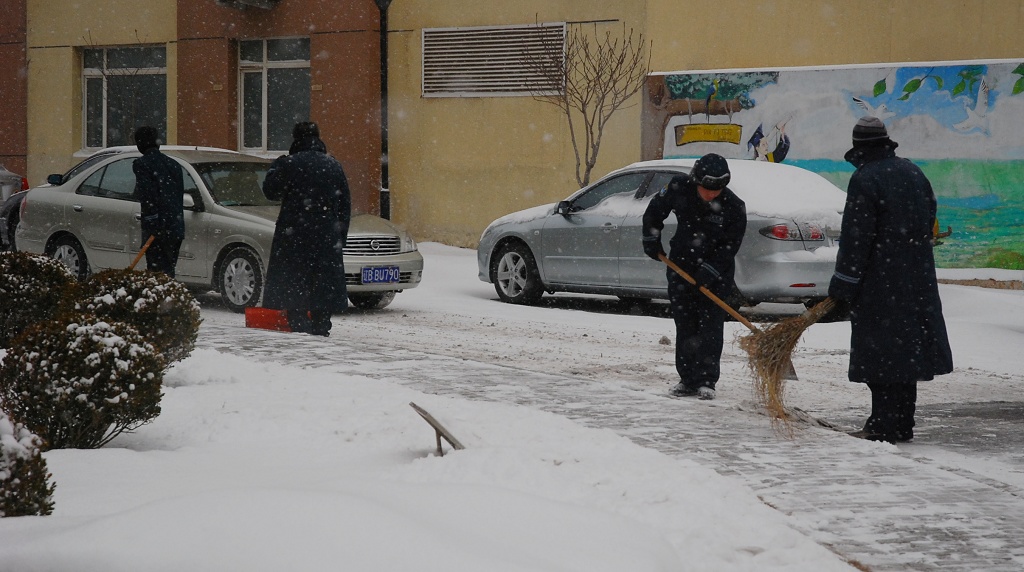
left=129, top=235, right=156, bottom=270
left=659, top=253, right=761, bottom=334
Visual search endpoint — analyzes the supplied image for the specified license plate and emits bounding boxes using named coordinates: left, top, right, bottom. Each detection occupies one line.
left=361, top=266, right=400, bottom=284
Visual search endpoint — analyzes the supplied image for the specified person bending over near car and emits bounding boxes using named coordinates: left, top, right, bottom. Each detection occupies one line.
left=829, top=116, right=953, bottom=443
left=132, top=126, right=185, bottom=278
left=262, top=121, right=351, bottom=337
left=641, top=153, right=746, bottom=400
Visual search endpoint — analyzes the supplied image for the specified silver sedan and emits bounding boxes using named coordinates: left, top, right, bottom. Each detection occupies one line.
left=17, top=147, right=423, bottom=312
left=477, top=158, right=846, bottom=308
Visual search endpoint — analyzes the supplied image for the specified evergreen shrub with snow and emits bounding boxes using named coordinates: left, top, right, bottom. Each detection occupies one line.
left=70, top=269, right=202, bottom=366
left=0, top=314, right=165, bottom=450
left=0, top=409, right=55, bottom=517
left=0, top=252, right=75, bottom=348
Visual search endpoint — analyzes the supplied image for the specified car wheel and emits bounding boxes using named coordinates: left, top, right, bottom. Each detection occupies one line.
left=218, top=247, right=263, bottom=313
left=493, top=242, right=543, bottom=305
left=49, top=235, right=89, bottom=281
left=349, top=291, right=396, bottom=310
left=6, top=210, right=18, bottom=251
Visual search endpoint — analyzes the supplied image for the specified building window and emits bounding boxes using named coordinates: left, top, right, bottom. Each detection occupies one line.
left=83, top=46, right=167, bottom=148
left=422, top=23, right=565, bottom=97
left=239, top=38, right=311, bottom=152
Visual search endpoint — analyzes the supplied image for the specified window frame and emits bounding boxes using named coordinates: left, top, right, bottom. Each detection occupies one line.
left=81, top=46, right=167, bottom=150
left=237, top=37, right=312, bottom=153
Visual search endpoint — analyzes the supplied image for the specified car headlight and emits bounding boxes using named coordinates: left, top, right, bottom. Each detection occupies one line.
left=401, top=232, right=417, bottom=253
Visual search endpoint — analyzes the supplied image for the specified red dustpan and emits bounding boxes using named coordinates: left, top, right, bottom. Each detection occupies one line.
left=244, top=307, right=291, bottom=332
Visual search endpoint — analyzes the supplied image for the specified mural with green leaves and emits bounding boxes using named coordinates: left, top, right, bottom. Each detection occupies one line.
left=644, top=60, right=1024, bottom=269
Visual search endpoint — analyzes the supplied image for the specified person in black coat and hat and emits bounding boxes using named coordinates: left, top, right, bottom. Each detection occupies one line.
left=830, top=116, right=954, bottom=443
left=642, top=153, right=747, bottom=400
left=132, top=126, right=185, bottom=277
left=262, top=122, right=351, bottom=336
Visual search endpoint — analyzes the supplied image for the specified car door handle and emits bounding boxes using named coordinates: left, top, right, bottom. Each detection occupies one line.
left=602, top=223, right=618, bottom=232
left=134, top=213, right=142, bottom=221
left=73, top=204, right=83, bottom=212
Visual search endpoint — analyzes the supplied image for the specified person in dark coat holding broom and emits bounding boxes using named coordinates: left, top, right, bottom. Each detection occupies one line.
left=133, top=126, right=185, bottom=277
left=262, top=122, right=351, bottom=336
left=642, top=153, right=747, bottom=400
left=829, top=116, right=953, bottom=443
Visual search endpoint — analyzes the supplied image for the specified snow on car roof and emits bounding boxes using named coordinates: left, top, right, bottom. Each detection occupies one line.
left=618, top=159, right=846, bottom=229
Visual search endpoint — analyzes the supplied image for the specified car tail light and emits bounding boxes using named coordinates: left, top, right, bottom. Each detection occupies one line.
left=760, top=224, right=801, bottom=240
left=19, top=195, right=27, bottom=220
left=758, top=223, right=825, bottom=241
left=20, top=177, right=28, bottom=191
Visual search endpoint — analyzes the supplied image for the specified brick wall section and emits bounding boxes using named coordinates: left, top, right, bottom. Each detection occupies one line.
left=0, top=0, right=27, bottom=175
left=177, top=0, right=382, bottom=215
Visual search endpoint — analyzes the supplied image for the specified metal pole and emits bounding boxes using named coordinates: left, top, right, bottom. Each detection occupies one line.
left=375, top=0, right=392, bottom=220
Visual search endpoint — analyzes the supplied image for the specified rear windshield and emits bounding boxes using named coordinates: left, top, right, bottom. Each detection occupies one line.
left=194, top=162, right=278, bottom=207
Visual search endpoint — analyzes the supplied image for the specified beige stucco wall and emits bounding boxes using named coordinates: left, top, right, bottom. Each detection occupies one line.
left=646, top=0, right=1024, bottom=71
left=388, top=1, right=647, bottom=247
left=25, top=0, right=177, bottom=185
left=391, top=0, right=1024, bottom=248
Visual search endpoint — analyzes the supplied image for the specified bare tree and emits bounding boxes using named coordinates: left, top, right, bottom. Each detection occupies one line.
left=524, top=23, right=651, bottom=187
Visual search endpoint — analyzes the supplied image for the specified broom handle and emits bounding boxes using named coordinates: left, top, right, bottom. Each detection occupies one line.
left=129, top=235, right=156, bottom=270
left=659, top=254, right=761, bottom=334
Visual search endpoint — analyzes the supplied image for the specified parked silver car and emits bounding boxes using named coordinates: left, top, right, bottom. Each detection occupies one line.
left=477, top=158, right=846, bottom=308
left=17, top=147, right=423, bottom=311
left=0, top=163, right=29, bottom=249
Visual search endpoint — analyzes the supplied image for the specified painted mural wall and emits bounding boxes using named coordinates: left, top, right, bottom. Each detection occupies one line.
left=642, top=60, right=1024, bottom=270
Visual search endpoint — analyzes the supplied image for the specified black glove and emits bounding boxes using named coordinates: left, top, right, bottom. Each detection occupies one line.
left=819, top=298, right=852, bottom=323
left=642, top=237, right=665, bottom=261
left=693, top=267, right=716, bottom=289
left=693, top=262, right=725, bottom=289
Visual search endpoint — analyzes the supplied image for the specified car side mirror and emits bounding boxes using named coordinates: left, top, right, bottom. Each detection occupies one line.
left=46, top=174, right=62, bottom=185
left=183, top=193, right=196, bottom=210
left=556, top=200, right=572, bottom=216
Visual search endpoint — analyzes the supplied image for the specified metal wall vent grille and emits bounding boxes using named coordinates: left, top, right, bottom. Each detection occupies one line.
left=422, top=23, right=565, bottom=97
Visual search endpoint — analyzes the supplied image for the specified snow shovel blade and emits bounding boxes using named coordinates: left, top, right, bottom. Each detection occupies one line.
left=245, top=307, right=291, bottom=332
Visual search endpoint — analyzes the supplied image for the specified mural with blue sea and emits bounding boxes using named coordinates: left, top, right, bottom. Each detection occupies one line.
left=642, top=60, right=1024, bottom=269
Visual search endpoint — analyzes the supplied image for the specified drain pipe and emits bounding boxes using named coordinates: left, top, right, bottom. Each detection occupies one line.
left=374, top=0, right=392, bottom=219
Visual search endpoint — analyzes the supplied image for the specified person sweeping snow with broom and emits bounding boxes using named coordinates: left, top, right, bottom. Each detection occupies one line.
left=829, top=116, right=953, bottom=443
left=642, top=153, right=746, bottom=400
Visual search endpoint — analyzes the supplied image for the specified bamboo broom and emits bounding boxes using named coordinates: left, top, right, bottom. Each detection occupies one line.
left=658, top=254, right=802, bottom=430
left=738, top=297, right=838, bottom=432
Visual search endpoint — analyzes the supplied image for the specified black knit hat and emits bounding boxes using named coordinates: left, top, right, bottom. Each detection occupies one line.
left=690, top=153, right=731, bottom=191
left=292, top=121, right=320, bottom=139
left=134, top=126, right=160, bottom=152
left=852, top=116, right=891, bottom=145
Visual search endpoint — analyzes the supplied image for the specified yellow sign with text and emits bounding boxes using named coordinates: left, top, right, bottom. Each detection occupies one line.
left=675, top=123, right=743, bottom=146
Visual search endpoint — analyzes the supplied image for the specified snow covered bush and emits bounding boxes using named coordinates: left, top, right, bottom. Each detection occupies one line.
left=71, top=269, right=202, bottom=366
left=0, top=409, right=55, bottom=517
left=0, top=252, right=76, bottom=348
left=0, top=314, right=165, bottom=450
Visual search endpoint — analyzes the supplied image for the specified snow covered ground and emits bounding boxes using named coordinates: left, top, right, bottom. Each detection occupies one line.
left=1, top=243, right=1022, bottom=571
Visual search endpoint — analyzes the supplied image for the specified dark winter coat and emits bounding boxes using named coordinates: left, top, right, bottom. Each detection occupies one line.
left=133, top=148, right=185, bottom=241
left=829, top=143, right=954, bottom=384
left=642, top=173, right=747, bottom=296
left=261, top=136, right=351, bottom=314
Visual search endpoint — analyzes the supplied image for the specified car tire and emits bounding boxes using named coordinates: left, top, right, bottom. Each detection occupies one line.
left=49, top=235, right=89, bottom=281
left=349, top=291, right=396, bottom=310
left=217, top=247, right=263, bottom=313
left=493, top=242, right=543, bottom=305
